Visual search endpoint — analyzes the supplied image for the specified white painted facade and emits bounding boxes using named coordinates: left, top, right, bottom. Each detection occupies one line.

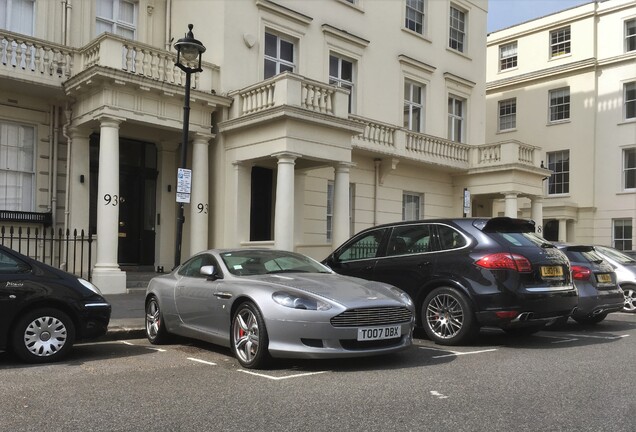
left=486, top=0, right=636, bottom=248
left=1, top=0, right=551, bottom=293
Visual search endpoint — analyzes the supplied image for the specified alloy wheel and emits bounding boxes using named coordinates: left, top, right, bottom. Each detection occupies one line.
left=426, top=293, right=464, bottom=339
left=624, top=287, right=636, bottom=313
left=232, top=307, right=261, bottom=364
left=146, top=299, right=161, bottom=340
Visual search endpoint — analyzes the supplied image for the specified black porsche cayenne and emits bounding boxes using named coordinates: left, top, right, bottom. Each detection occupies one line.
left=323, top=217, right=578, bottom=345
left=0, top=245, right=111, bottom=363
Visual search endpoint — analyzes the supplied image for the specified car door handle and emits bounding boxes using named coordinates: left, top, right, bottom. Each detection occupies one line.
left=214, top=292, right=232, bottom=299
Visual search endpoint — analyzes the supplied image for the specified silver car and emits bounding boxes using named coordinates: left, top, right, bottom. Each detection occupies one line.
left=145, top=249, right=414, bottom=368
left=594, top=246, right=636, bottom=313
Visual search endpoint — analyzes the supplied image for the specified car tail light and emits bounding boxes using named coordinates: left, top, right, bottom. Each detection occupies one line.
left=475, top=253, right=532, bottom=272
left=495, top=311, right=519, bottom=319
left=571, top=265, right=591, bottom=280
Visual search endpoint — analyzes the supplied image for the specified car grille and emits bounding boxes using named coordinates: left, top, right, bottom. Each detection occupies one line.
left=330, top=306, right=413, bottom=327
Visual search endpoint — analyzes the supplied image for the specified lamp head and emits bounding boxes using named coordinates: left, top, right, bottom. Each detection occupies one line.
left=174, top=24, right=206, bottom=63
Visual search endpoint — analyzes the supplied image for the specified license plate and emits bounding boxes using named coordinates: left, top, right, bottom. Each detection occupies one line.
left=541, top=266, right=564, bottom=278
left=357, top=326, right=401, bottom=341
left=596, top=273, right=612, bottom=283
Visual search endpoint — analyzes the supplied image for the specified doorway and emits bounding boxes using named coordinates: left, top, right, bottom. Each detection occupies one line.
left=250, top=166, right=273, bottom=241
left=90, top=136, right=158, bottom=266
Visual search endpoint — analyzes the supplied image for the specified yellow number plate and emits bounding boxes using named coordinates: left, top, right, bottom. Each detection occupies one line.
left=541, top=266, right=563, bottom=277
left=596, top=273, right=612, bottom=283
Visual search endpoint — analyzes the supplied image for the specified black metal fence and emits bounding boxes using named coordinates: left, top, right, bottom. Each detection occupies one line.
left=0, top=225, right=94, bottom=281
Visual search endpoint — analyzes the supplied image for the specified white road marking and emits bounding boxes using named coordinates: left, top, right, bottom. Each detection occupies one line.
left=564, top=334, right=629, bottom=340
left=237, top=370, right=328, bottom=380
left=146, top=347, right=167, bottom=352
left=187, top=357, right=217, bottom=366
left=537, top=335, right=579, bottom=343
left=120, top=341, right=134, bottom=346
left=419, top=346, right=498, bottom=358
left=551, top=338, right=578, bottom=344
left=430, top=391, right=449, bottom=399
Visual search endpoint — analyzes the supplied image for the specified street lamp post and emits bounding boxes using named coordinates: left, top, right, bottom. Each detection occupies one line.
left=173, top=24, right=206, bottom=268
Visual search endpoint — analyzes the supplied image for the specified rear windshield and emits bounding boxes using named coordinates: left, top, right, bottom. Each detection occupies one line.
left=596, top=246, right=636, bottom=264
left=564, top=249, right=604, bottom=264
left=478, top=217, right=535, bottom=233
left=488, top=231, right=549, bottom=248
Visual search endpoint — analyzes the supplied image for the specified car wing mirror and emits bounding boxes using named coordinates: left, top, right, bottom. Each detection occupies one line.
left=200, top=265, right=221, bottom=280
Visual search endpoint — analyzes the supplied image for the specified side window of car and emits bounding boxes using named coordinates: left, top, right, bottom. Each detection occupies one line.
left=337, top=229, right=387, bottom=262
left=387, top=224, right=433, bottom=256
left=0, top=250, right=27, bottom=274
left=179, top=254, right=216, bottom=277
left=437, top=225, right=467, bottom=250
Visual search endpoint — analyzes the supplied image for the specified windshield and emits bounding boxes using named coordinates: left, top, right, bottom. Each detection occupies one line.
left=220, top=250, right=332, bottom=276
left=595, top=246, right=636, bottom=264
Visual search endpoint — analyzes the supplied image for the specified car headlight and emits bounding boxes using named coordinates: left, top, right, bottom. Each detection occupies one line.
left=272, top=291, right=332, bottom=311
left=78, top=278, right=103, bottom=295
left=388, top=286, right=413, bottom=307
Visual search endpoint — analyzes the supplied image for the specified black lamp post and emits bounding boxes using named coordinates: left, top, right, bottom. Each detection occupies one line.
left=174, top=24, right=206, bottom=268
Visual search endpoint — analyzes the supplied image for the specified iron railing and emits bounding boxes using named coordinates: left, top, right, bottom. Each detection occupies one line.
left=0, top=226, right=94, bottom=281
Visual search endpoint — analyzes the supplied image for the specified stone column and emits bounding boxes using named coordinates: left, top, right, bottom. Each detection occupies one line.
left=294, top=171, right=307, bottom=248
left=530, top=196, right=544, bottom=237
left=189, top=133, right=212, bottom=255
left=558, top=219, right=567, bottom=242
left=227, top=161, right=252, bottom=247
left=504, top=193, right=518, bottom=218
left=273, top=152, right=300, bottom=251
left=333, top=162, right=352, bottom=248
left=92, top=116, right=126, bottom=294
left=156, top=140, right=178, bottom=272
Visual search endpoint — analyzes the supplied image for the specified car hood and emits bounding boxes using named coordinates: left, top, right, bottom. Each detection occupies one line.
left=246, top=273, right=409, bottom=308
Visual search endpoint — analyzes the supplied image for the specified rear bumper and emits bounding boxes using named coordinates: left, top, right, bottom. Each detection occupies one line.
left=475, top=286, right=578, bottom=327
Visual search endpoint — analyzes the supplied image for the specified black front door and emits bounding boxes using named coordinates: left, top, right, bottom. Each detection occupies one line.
left=90, top=137, right=157, bottom=266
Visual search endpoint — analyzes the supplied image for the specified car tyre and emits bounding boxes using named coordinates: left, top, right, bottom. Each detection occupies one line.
left=146, top=296, right=170, bottom=344
left=231, top=301, right=270, bottom=369
left=421, top=287, right=478, bottom=346
left=622, top=285, right=636, bottom=313
left=12, top=308, right=76, bottom=363
left=572, top=312, right=608, bottom=325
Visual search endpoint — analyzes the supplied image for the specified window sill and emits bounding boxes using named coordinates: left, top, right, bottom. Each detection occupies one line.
left=445, top=47, right=472, bottom=61
left=545, top=194, right=571, bottom=199
left=401, top=28, right=432, bottom=44
left=617, top=190, right=635, bottom=195
left=498, top=66, right=518, bottom=74
left=497, top=128, right=517, bottom=134
left=547, top=119, right=571, bottom=126
left=549, top=52, right=572, bottom=61
left=618, top=118, right=636, bottom=126
left=336, top=0, right=364, bottom=13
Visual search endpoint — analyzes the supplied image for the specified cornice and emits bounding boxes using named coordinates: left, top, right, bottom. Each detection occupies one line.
left=487, top=58, right=597, bottom=91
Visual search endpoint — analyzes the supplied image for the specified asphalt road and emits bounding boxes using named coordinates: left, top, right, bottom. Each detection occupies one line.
left=1, top=313, right=635, bottom=432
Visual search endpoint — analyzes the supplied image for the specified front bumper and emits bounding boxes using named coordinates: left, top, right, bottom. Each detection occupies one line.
left=76, top=301, right=111, bottom=340
left=265, top=318, right=414, bottom=359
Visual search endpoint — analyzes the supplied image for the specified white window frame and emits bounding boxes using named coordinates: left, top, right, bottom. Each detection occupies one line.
left=612, top=219, right=633, bottom=251
left=404, top=80, right=425, bottom=132
left=625, top=18, right=635, bottom=52
left=449, top=5, right=466, bottom=53
left=0, top=0, right=35, bottom=35
left=96, top=0, right=137, bottom=38
left=625, top=81, right=636, bottom=121
left=549, top=87, right=570, bottom=122
left=448, top=94, right=465, bottom=143
left=402, top=192, right=422, bottom=221
left=624, top=147, right=636, bottom=191
left=550, top=26, right=570, bottom=58
left=499, top=42, right=517, bottom=71
left=547, top=150, right=570, bottom=195
left=498, top=98, right=516, bottom=132
left=405, top=0, right=425, bottom=35
left=0, top=121, right=36, bottom=212
left=264, top=31, right=296, bottom=79
left=329, top=53, right=355, bottom=113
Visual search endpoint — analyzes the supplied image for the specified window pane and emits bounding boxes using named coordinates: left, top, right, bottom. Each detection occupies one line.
left=264, top=33, right=277, bottom=57
left=97, top=0, right=114, bottom=19
left=340, top=59, right=353, bottom=81
left=329, top=55, right=338, bottom=77
left=119, top=0, right=135, bottom=24
left=627, top=19, right=636, bottom=52
left=548, top=150, right=570, bottom=194
left=280, top=39, right=293, bottom=62
left=264, top=59, right=276, bottom=79
left=625, top=148, right=636, bottom=189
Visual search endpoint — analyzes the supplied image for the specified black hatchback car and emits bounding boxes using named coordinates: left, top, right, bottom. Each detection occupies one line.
left=323, top=217, right=578, bottom=345
left=553, top=244, right=624, bottom=324
left=0, top=245, right=111, bottom=363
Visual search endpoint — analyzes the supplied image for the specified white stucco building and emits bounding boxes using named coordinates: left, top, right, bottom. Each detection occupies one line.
left=486, top=0, right=636, bottom=248
left=1, top=0, right=552, bottom=293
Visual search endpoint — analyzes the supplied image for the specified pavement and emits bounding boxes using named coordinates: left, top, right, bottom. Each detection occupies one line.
left=101, top=290, right=147, bottom=341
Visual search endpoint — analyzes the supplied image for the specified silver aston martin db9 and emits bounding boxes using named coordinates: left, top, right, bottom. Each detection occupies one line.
left=145, top=249, right=415, bottom=368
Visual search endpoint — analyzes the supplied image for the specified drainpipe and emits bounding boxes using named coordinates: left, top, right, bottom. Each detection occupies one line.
left=165, top=0, right=172, bottom=50
left=51, top=105, right=60, bottom=230
left=374, top=159, right=381, bottom=226
left=63, top=0, right=72, bottom=46
left=47, top=106, right=54, bottom=214
left=62, top=104, right=72, bottom=235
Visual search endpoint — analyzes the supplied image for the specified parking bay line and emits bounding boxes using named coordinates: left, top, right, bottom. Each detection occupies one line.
left=237, top=370, right=328, bottom=380
left=188, top=357, right=217, bottom=366
left=419, top=346, right=498, bottom=358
